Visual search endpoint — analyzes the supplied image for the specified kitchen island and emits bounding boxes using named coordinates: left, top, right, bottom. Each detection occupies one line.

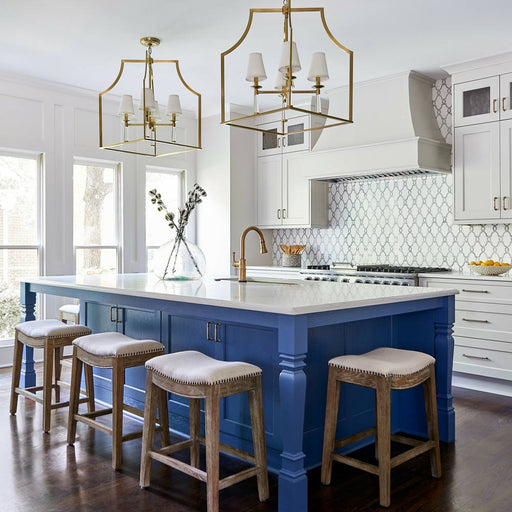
left=20, top=273, right=456, bottom=512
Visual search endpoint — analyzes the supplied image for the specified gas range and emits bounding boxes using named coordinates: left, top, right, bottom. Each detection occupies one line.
left=299, top=264, right=451, bottom=286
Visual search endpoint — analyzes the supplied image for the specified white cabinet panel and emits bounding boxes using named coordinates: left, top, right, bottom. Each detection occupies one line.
left=454, top=76, right=500, bottom=127
left=256, top=115, right=310, bottom=157
left=454, top=123, right=501, bottom=221
left=500, top=73, right=512, bottom=121
left=500, top=119, right=512, bottom=218
left=257, top=155, right=283, bottom=226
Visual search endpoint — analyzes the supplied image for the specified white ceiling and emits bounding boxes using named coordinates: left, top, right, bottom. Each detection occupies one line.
left=3, top=0, right=512, bottom=115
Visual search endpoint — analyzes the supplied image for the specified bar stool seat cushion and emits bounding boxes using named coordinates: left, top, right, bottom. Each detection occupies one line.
left=329, top=347, right=435, bottom=377
left=73, top=332, right=164, bottom=358
left=59, top=304, right=80, bottom=315
left=16, top=319, right=91, bottom=339
left=146, top=350, right=262, bottom=385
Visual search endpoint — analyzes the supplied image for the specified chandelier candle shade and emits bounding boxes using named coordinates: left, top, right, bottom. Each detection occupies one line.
left=99, top=37, right=201, bottom=157
left=221, top=0, right=353, bottom=136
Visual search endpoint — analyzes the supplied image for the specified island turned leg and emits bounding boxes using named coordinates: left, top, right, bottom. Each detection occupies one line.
left=19, top=282, right=36, bottom=388
left=434, top=295, right=456, bottom=442
left=278, top=315, right=308, bottom=512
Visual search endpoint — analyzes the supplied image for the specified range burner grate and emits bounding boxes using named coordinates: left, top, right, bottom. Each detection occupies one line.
left=356, top=265, right=451, bottom=273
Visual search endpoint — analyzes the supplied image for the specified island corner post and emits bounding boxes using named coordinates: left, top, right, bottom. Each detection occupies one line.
left=18, top=277, right=456, bottom=512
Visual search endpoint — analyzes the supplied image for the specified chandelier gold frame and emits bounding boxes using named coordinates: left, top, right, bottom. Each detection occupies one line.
left=99, top=37, right=202, bottom=157
left=220, top=0, right=353, bottom=136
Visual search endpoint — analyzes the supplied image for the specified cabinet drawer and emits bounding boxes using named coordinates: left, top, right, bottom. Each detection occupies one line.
left=455, top=306, right=512, bottom=342
left=454, top=341, right=512, bottom=381
left=422, top=278, right=512, bottom=304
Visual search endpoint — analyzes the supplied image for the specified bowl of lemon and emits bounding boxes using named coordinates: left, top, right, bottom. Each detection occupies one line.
left=469, top=260, right=511, bottom=276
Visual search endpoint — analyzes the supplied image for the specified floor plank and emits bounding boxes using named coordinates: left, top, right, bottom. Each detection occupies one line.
left=3, top=365, right=512, bottom=511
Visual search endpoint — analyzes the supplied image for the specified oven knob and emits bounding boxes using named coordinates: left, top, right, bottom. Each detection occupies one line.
left=401, top=282, right=409, bottom=286
left=382, top=280, right=390, bottom=285
left=342, top=278, right=350, bottom=283
left=391, top=281, right=400, bottom=285
left=330, top=277, right=337, bottom=282
left=305, top=277, right=312, bottom=280
left=314, top=277, right=321, bottom=281
left=355, top=279, right=363, bottom=283
left=364, top=279, right=372, bottom=283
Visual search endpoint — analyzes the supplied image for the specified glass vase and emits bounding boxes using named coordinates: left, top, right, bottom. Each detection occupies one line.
left=153, top=235, right=206, bottom=281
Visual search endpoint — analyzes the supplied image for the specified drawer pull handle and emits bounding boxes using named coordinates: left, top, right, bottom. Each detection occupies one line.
left=493, top=99, right=498, bottom=113
left=206, top=321, right=213, bottom=341
left=462, top=318, right=489, bottom=323
left=503, top=97, right=507, bottom=112
left=504, top=196, right=508, bottom=211
left=462, top=353, right=490, bottom=361
left=214, top=322, right=222, bottom=343
left=461, top=289, right=489, bottom=294
left=494, top=196, right=499, bottom=210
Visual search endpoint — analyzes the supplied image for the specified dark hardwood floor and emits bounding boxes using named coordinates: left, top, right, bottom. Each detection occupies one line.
left=3, top=365, right=512, bottom=511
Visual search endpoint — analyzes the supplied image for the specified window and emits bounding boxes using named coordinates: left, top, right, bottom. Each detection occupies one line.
left=145, top=167, right=184, bottom=271
left=73, top=161, right=121, bottom=275
left=0, top=152, right=42, bottom=341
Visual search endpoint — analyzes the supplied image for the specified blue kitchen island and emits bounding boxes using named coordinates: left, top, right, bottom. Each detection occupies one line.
left=19, top=273, right=457, bottom=512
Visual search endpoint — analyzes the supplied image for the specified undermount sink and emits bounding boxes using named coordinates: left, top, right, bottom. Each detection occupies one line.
left=214, top=277, right=299, bottom=285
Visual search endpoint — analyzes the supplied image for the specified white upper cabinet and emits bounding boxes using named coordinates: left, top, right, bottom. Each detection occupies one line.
left=454, top=123, right=501, bottom=221
left=454, top=76, right=500, bottom=127
left=500, top=73, right=512, bottom=121
left=446, top=53, right=512, bottom=223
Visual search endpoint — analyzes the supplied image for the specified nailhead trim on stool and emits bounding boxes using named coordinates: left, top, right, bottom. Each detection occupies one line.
left=321, top=347, right=442, bottom=508
left=140, top=350, right=269, bottom=512
left=10, top=319, right=93, bottom=433
left=67, top=332, right=166, bottom=470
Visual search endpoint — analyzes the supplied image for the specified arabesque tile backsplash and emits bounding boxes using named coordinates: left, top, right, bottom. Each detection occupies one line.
left=272, top=78, right=512, bottom=271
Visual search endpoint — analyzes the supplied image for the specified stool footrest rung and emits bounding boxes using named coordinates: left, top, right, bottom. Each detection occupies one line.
left=219, top=466, right=259, bottom=490
left=334, top=427, right=376, bottom=450
left=121, top=431, right=143, bottom=442
left=197, top=435, right=257, bottom=465
left=390, top=434, right=424, bottom=447
left=149, top=449, right=207, bottom=482
left=332, top=453, right=379, bottom=475
left=160, top=439, right=194, bottom=455
left=123, top=403, right=144, bottom=419
left=390, top=440, right=436, bottom=469
left=74, top=414, right=112, bottom=435
left=79, top=408, right=112, bottom=419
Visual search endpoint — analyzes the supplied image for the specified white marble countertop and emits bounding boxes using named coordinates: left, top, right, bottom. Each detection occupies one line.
left=25, top=273, right=458, bottom=316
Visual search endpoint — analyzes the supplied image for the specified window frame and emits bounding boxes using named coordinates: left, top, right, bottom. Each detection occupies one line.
left=0, top=148, right=44, bottom=339
left=72, top=158, right=122, bottom=275
left=145, top=166, right=185, bottom=270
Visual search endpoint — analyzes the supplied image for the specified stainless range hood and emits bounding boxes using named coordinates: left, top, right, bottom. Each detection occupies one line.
left=291, top=71, right=451, bottom=181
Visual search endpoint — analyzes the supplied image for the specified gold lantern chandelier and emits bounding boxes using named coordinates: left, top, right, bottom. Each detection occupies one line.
left=99, top=37, right=201, bottom=157
left=221, top=0, right=353, bottom=136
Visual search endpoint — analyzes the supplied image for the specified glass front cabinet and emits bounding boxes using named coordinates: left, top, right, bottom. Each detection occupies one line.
left=256, top=115, right=310, bottom=157
left=454, top=73, right=512, bottom=127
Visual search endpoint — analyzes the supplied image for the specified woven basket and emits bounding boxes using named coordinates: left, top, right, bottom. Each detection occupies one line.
left=471, top=265, right=511, bottom=276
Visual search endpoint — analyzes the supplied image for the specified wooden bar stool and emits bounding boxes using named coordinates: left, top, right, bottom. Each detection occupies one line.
left=67, top=332, right=167, bottom=470
left=59, top=303, right=80, bottom=324
left=321, top=347, right=441, bottom=507
left=140, top=350, right=269, bottom=512
left=10, top=319, right=93, bottom=433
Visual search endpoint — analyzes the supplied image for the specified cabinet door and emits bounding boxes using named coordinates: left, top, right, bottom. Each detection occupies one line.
left=284, top=115, right=310, bottom=153
left=500, top=73, right=512, bottom=121
left=257, top=154, right=283, bottom=227
left=282, top=156, right=310, bottom=226
left=84, top=302, right=118, bottom=333
left=256, top=121, right=282, bottom=157
left=454, top=123, right=501, bottom=222
left=454, top=77, right=500, bottom=127
left=500, top=120, right=512, bottom=219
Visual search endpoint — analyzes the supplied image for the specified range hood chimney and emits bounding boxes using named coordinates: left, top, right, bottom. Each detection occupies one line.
left=296, top=71, right=451, bottom=181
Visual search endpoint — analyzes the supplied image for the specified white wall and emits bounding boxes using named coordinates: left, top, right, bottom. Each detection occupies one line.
left=0, top=70, right=197, bottom=279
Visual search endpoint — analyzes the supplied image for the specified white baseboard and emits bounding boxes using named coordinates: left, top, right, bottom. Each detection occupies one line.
left=0, top=343, right=44, bottom=368
left=453, top=372, right=512, bottom=397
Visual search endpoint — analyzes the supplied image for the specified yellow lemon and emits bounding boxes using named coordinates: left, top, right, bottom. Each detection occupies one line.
left=469, top=261, right=476, bottom=265
left=494, top=262, right=501, bottom=266
left=502, top=262, right=510, bottom=266
left=485, top=259, right=494, bottom=264
left=477, top=260, right=483, bottom=265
